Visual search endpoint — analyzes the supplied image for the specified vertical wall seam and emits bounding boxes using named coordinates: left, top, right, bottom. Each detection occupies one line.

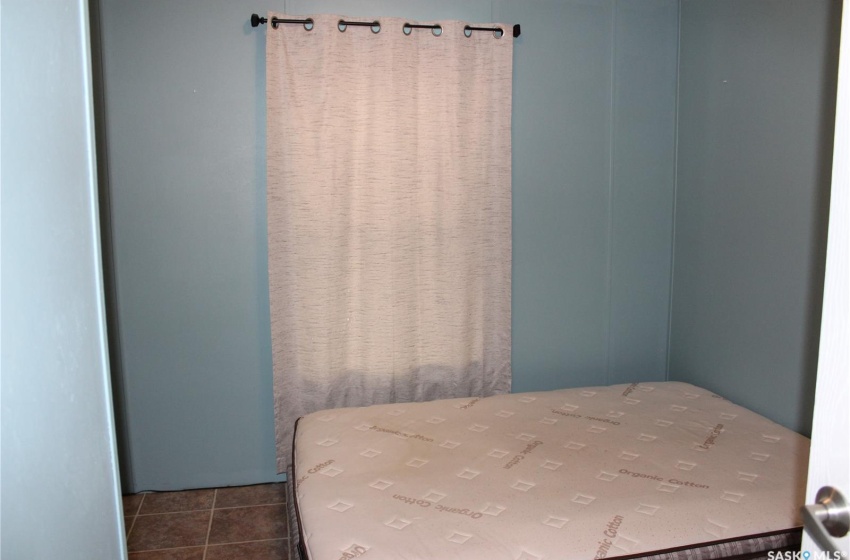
left=605, top=1, right=618, bottom=386
left=665, top=0, right=684, bottom=382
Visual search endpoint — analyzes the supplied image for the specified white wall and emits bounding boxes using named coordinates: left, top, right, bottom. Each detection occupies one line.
left=0, top=0, right=126, bottom=557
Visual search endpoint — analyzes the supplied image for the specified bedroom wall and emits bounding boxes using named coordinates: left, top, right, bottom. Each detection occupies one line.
left=669, top=0, right=840, bottom=436
left=498, top=0, right=679, bottom=391
left=96, top=0, right=679, bottom=491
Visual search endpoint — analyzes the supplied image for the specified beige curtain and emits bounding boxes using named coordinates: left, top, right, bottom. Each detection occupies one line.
left=266, top=13, right=513, bottom=475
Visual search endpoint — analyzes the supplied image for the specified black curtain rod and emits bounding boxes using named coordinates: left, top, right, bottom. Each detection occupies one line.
left=250, top=13, right=521, bottom=38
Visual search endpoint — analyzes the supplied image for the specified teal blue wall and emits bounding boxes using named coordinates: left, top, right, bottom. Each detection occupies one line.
left=500, top=0, right=679, bottom=390
left=669, top=0, right=840, bottom=436
left=97, top=0, right=679, bottom=492
left=98, top=0, right=839, bottom=492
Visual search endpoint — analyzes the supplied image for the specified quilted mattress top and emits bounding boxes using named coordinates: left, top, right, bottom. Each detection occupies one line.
left=293, top=382, right=809, bottom=560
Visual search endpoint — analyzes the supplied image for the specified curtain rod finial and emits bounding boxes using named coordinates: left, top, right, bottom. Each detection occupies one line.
left=513, top=24, right=521, bottom=38
left=251, top=13, right=267, bottom=27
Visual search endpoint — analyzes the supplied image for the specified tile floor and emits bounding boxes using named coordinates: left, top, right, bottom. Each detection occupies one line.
left=123, top=483, right=290, bottom=560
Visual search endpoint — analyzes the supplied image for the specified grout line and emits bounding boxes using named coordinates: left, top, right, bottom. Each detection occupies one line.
left=129, top=544, right=208, bottom=553
left=125, top=493, right=146, bottom=540
left=125, top=516, right=137, bottom=542
left=136, top=507, right=223, bottom=517
left=134, top=493, right=146, bottom=516
left=133, top=501, right=287, bottom=516
left=213, top=502, right=287, bottom=511
left=201, top=489, right=217, bottom=560
left=207, top=537, right=289, bottom=548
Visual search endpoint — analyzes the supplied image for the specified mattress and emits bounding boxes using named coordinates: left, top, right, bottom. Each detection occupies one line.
left=291, top=381, right=809, bottom=560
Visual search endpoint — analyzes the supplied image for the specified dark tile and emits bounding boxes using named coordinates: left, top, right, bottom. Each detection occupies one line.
left=127, top=511, right=211, bottom=552
left=139, top=489, right=215, bottom=514
left=215, top=484, right=286, bottom=509
left=123, top=493, right=145, bottom=516
left=128, top=548, right=205, bottom=560
left=208, top=504, right=287, bottom=545
left=205, top=539, right=288, bottom=560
